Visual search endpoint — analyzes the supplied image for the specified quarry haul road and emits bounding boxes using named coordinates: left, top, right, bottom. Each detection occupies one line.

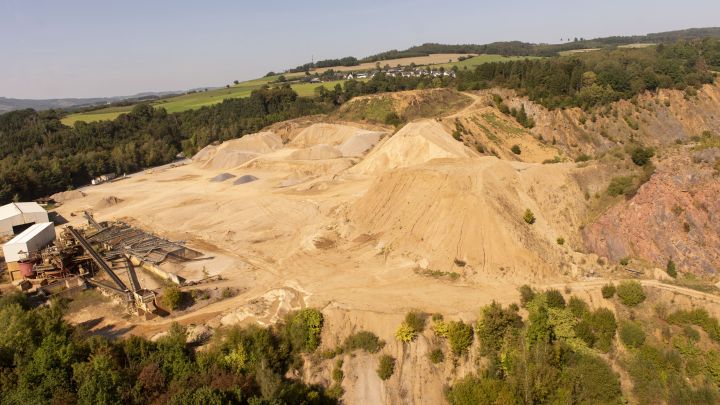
left=126, top=277, right=720, bottom=338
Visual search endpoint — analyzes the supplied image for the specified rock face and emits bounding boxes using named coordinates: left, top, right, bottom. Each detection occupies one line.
left=584, top=155, right=720, bottom=275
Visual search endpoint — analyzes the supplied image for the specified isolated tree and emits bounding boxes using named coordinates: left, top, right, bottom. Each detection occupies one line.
left=233, top=80, right=239, bottom=85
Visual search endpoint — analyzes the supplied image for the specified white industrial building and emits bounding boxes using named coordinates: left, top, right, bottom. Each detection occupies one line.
left=2, top=222, right=56, bottom=263
left=0, top=202, right=50, bottom=236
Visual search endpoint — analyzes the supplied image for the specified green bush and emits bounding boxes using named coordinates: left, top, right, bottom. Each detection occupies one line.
left=432, top=320, right=449, bottom=338
left=377, top=355, right=395, bottom=380
left=332, top=359, right=344, bottom=383
left=476, top=302, right=522, bottom=355
left=285, top=308, right=324, bottom=353
left=428, top=348, right=444, bottom=364
left=630, top=145, right=654, bottom=166
left=601, top=283, right=616, bottom=299
left=518, top=285, right=536, bottom=307
left=523, top=208, right=536, bottom=224
left=511, top=144, right=522, bottom=155
left=404, top=311, right=427, bottom=333
left=586, top=308, right=617, bottom=352
left=616, top=281, right=646, bottom=307
left=667, top=308, right=720, bottom=342
left=556, top=237, right=565, bottom=245
left=161, top=286, right=184, bottom=310
left=447, top=321, right=474, bottom=356
left=568, top=297, right=589, bottom=318
left=343, top=331, right=384, bottom=353
left=545, top=289, right=566, bottom=309
left=619, top=321, right=646, bottom=348
left=666, top=259, right=677, bottom=278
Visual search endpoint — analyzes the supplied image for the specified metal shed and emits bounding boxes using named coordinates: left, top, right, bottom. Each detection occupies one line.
left=2, top=222, right=56, bottom=263
left=0, top=202, right=50, bottom=236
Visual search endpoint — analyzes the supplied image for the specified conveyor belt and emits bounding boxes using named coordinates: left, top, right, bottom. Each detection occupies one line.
left=67, top=226, right=129, bottom=292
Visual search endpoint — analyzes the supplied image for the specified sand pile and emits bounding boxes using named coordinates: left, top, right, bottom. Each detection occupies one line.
left=233, top=175, right=258, bottom=185
left=95, top=196, right=123, bottom=209
left=290, top=123, right=375, bottom=148
left=194, top=132, right=283, bottom=169
left=347, top=158, right=585, bottom=281
left=338, top=131, right=383, bottom=157
left=210, top=173, right=236, bottom=182
left=350, top=120, right=475, bottom=175
left=288, top=144, right=343, bottom=160
left=51, top=190, right=86, bottom=203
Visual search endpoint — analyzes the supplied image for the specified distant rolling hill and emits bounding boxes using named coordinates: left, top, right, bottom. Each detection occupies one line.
left=0, top=91, right=184, bottom=114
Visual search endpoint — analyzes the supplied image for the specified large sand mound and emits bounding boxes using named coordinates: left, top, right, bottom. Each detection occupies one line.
left=338, top=132, right=383, bottom=157
left=347, top=158, right=586, bottom=281
left=194, top=131, right=283, bottom=169
left=288, top=144, right=343, bottom=160
left=290, top=123, right=385, bottom=149
left=350, top=120, right=475, bottom=175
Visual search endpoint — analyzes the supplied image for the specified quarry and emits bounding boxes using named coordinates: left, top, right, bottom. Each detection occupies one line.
left=3, top=84, right=720, bottom=404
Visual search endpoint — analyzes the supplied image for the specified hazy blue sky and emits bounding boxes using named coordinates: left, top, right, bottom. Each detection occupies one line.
left=1, top=0, right=718, bottom=99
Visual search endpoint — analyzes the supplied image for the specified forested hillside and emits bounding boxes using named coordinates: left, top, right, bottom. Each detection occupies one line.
left=0, top=39, right=718, bottom=204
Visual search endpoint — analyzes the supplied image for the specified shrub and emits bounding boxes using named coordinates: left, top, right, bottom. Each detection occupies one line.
left=616, top=281, right=646, bottom=307
left=477, top=302, right=522, bottom=355
left=428, top=348, right=444, bottom=364
left=161, top=286, right=184, bottom=310
left=619, top=321, right=646, bottom=348
left=447, top=321, right=474, bottom=356
left=343, top=331, right=384, bottom=353
left=432, top=320, right=449, bottom=338
left=384, top=112, right=402, bottom=126
left=607, top=176, right=634, bottom=197
left=523, top=208, right=536, bottom=224
left=666, top=259, right=677, bottom=278
left=332, top=359, right=344, bottom=383
left=518, top=285, right=536, bottom=307
left=601, top=284, right=616, bottom=299
left=619, top=257, right=630, bottom=266
left=568, top=297, right=589, bottom=318
left=631, top=146, right=654, bottom=166
left=556, top=237, right=565, bottom=245
left=404, top=312, right=427, bottom=333
left=511, top=144, right=522, bottom=155
left=377, top=355, right=395, bottom=380
left=395, top=323, right=417, bottom=343
left=683, top=325, right=700, bottom=342
left=575, top=154, right=591, bottom=162
left=545, top=289, right=566, bottom=309
left=587, top=308, right=617, bottom=352
left=285, top=308, right=324, bottom=352
left=667, top=308, right=720, bottom=342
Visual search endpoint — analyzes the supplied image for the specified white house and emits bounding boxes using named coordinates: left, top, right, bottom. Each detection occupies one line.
left=0, top=202, right=50, bottom=237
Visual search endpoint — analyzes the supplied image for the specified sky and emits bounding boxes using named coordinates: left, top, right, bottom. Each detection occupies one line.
left=1, top=0, right=718, bottom=99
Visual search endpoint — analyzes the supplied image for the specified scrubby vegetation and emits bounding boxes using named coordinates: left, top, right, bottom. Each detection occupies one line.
left=0, top=293, right=335, bottom=404
left=602, top=283, right=616, bottom=298
left=342, top=331, right=385, bottom=353
left=616, top=281, right=647, bottom=307
left=376, top=355, right=395, bottom=380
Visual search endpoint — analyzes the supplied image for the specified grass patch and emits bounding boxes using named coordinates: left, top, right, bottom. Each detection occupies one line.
left=414, top=268, right=460, bottom=281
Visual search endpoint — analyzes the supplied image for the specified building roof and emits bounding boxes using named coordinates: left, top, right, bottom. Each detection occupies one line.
left=5, top=222, right=55, bottom=245
left=0, top=202, right=46, bottom=220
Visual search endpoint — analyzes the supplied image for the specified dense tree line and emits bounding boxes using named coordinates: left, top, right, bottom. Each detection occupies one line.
left=288, top=57, right=359, bottom=73
left=0, top=293, right=335, bottom=404
left=455, top=39, right=719, bottom=109
left=0, top=86, right=331, bottom=204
